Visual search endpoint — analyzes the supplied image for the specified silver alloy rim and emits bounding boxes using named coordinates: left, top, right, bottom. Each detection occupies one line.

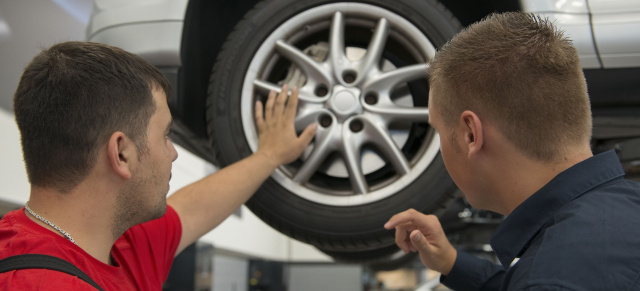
left=241, top=3, right=440, bottom=206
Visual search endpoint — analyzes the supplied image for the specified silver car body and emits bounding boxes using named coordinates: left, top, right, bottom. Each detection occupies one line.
left=87, top=0, right=640, bottom=69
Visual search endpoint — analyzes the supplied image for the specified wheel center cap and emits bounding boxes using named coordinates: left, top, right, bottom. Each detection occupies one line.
left=331, top=90, right=357, bottom=113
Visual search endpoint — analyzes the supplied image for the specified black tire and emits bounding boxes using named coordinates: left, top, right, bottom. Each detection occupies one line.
left=207, top=0, right=461, bottom=252
left=168, top=120, right=219, bottom=166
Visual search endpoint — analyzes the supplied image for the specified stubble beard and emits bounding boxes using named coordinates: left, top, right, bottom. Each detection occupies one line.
left=112, top=168, right=168, bottom=239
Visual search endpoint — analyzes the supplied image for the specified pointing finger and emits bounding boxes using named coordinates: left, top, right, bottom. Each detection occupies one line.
left=384, top=208, right=421, bottom=229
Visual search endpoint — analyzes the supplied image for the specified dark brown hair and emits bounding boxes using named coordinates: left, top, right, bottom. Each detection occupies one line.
left=429, top=12, right=592, bottom=161
left=13, top=41, right=171, bottom=192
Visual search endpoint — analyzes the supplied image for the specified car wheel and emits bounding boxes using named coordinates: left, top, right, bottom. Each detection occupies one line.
left=207, top=0, right=461, bottom=252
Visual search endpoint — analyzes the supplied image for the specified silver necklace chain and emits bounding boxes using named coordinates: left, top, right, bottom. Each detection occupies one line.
left=24, top=203, right=77, bottom=245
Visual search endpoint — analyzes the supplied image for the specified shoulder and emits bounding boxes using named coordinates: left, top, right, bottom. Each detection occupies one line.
left=513, top=182, right=640, bottom=289
left=0, top=268, right=97, bottom=290
left=111, top=206, right=182, bottom=286
left=557, top=177, right=640, bottom=228
left=0, top=209, right=80, bottom=260
left=0, top=209, right=25, bottom=237
left=546, top=178, right=640, bottom=255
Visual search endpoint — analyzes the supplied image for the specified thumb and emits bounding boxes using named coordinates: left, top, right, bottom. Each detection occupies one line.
left=410, top=230, right=430, bottom=252
left=409, top=229, right=457, bottom=275
left=298, top=123, right=317, bottom=145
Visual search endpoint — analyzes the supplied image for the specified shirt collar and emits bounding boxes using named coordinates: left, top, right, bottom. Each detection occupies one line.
left=489, top=150, right=625, bottom=268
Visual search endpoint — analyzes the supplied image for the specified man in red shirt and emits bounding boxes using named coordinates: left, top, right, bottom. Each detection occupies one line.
left=0, top=41, right=317, bottom=290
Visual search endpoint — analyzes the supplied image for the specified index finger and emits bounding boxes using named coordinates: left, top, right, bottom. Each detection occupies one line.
left=384, top=208, right=424, bottom=229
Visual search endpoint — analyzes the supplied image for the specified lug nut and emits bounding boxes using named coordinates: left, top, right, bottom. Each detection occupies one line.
left=349, top=120, right=363, bottom=132
left=342, top=71, right=357, bottom=84
left=319, top=114, right=332, bottom=127
left=315, top=85, right=328, bottom=97
left=364, top=93, right=378, bottom=105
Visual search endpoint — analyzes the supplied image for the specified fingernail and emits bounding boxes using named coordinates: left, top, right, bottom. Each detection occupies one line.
left=411, top=232, right=422, bottom=243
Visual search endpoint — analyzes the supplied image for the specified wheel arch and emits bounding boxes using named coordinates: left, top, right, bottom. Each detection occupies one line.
left=174, top=0, right=262, bottom=140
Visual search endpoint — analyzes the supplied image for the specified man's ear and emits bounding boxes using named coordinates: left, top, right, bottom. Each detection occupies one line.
left=107, top=131, right=136, bottom=180
left=460, top=110, right=484, bottom=158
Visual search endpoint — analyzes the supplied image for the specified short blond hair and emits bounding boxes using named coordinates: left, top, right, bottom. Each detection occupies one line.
left=429, top=12, right=592, bottom=161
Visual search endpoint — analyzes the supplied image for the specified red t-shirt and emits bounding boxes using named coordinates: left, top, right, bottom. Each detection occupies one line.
left=0, top=206, right=182, bottom=290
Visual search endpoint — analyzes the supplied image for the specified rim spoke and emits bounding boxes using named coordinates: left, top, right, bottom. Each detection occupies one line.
left=293, top=127, right=338, bottom=183
left=275, top=40, right=332, bottom=86
left=254, top=79, right=320, bottom=103
left=329, top=12, right=347, bottom=72
left=294, top=108, right=327, bottom=132
left=253, top=79, right=281, bottom=94
left=363, top=64, right=429, bottom=94
left=293, top=147, right=327, bottom=183
left=342, top=129, right=368, bottom=194
left=359, top=18, right=389, bottom=74
left=365, top=105, right=430, bottom=123
left=362, top=118, right=410, bottom=175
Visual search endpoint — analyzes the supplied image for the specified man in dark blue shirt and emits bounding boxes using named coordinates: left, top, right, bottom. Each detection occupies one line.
left=384, top=12, right=640, bottom=290
left=443, top=150, right=640, bottom=290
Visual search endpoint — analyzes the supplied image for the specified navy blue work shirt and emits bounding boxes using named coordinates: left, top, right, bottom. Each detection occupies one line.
left=442, top=150, right=640, bottom=290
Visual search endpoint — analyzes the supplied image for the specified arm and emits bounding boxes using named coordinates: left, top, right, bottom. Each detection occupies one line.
left=167, top=85, right=316, bottom=255
left=385, top=209, right=505, bottom=290
left=441, top=251, right=506, bottom=291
